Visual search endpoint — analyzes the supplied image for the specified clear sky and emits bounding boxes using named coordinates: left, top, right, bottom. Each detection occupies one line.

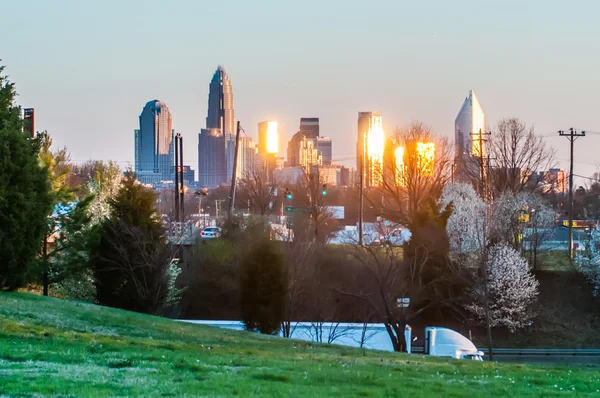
left=2, top=0, right=599, bottom=183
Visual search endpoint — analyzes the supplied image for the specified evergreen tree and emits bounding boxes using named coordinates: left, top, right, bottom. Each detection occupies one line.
left=0, top=64, right=52, bottom=290
left=240, top=237, right=287, bottom=335
left=92, top=172, right=174, bottom=314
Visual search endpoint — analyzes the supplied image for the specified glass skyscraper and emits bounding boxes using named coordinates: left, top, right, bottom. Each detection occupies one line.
left=198, top=128, right=227, bottom=188
left=134, top=100, right=174, bottom=184
left=454, top=90, right=486, bottom=164
left=206, top=65, right=235, bottom=180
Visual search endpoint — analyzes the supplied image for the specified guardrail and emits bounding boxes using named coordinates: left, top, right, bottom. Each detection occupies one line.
left=411, top=347, right=600, bottom=356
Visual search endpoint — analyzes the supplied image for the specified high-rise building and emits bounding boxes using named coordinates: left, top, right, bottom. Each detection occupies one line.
left=237, top=135, right=257, bottom=179
left=134, top=100, right=174, bottom=184
left=299, top=136, right=322, bottom=170
left=258, top=121, right=279, bottom=155
left=206, top=65, right=235, bottom=180
left=198, top=128, right=227, bottom=188
left=357, top=111, right=384, bottom=188
left=299, top=117, right=319, bottom=139
left=316, top=137, right=332, bottom=165
left=286, top=131, right=304, bottom=167
left=286, top=118, right=330, bottom=167
left=455, top=90, right=486, bottom=164
left=23, top=108, right=35, bottom=138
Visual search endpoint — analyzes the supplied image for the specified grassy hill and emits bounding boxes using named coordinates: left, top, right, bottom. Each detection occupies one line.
left=0, top=293, right=599, bottom=397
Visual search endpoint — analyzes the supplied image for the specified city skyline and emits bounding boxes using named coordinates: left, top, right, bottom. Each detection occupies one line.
left=3, top=0, right=600, bottom=184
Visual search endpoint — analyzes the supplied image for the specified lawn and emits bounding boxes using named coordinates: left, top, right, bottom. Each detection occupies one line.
left=0, top=293, right=599, bottom=397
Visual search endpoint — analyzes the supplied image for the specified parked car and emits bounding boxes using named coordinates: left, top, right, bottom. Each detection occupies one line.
left=201, top=227, right=222, bottom=239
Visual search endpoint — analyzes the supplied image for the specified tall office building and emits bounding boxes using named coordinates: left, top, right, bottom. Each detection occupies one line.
left=316, top=137, right=332, bottom=165
left=357, top=111, right=384, bottom=188
left=134, top=100, right=174, bottom=184
left=237, top=135, right=257, bottom=179
left=206, top=65, right=235, bottom=180
left=299, top=117, right=319, bottom=138
left=455, top=90, right=486, bottom=164
left=198, top=128, right=227, bottom=188
left=287, top=118, right=330, bottom=167
left=258, top=121, right=278, bottom=155
left=299, top=136, right=322, bottom=169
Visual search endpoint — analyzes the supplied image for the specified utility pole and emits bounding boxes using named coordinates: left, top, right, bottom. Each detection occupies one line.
left=174, top=133, right=180, bottom=222
left=358, top=133, right=365, bottom=246
left=178, top=134, right=184, bottom=222
left=228, top=121, right=242, bottom=220
left=559, top=128, right=586, bottom=260
left=471, top=129, right=491, bottom=201
left=471, top=128, right=493, bottom=360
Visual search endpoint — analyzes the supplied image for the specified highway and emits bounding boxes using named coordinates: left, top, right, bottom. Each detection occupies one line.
left=411, top=347, right=600, bottom=364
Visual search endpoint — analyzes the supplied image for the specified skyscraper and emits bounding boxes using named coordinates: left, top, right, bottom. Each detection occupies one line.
left=206, top=65, right=235, bottom=180
left=258, top=121, right=278, bottom=155
left=299, top=117, right=319, bottom=138
left=455, top=90, right=486, bottom=164
left=316, top=137, right=332, bottom=165
left=237, top=135, right=257, bottom=179
left=357, top=111, right=384, bottom=188
left=134, top=100, right=174, bottom=184
left=198, top=128, right=227, bottom=188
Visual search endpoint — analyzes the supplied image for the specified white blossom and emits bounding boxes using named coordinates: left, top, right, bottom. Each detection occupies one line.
left=440, top=183, right=486, bottom=255
left=576, top=227, right=600, bottom=296
left=466, top=243, right=539, bottom=331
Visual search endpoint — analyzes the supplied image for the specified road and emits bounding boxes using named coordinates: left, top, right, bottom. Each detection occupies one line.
left=411, top=347, right=600, bottom=364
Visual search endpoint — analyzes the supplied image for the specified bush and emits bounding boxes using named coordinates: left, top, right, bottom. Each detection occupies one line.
left=240, top=238, right=287, bottom=334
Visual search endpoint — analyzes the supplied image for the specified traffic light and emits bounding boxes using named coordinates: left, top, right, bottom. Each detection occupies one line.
left=322, top=184, right=327, bottom=196
left=284, top=188, right=292, bottom=200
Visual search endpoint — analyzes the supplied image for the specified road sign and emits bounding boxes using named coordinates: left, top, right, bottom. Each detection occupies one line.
left=284, top=206, right=308, bottom=213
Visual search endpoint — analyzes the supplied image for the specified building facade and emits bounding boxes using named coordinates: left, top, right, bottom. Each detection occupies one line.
left=198, top=128, right=227, bottom=188
left=206, top=65, right=235, bottom=180
left=316, top=137, right=332, bottom=165
left=299, top=117, right=319, bottom=139
left=357, top=111, right=384, bottom=188
left=258, top=121, right=278, bottom=155
left=134, top=100, right=174, bottom=184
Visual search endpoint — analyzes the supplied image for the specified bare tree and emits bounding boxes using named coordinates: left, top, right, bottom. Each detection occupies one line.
left=281, top=240, right=317, bottom=338
left=376, top=122, right=453, bottom=226
left=236, top=169, right=277, bottom=216
left=489, top=118, right=556, bottom=195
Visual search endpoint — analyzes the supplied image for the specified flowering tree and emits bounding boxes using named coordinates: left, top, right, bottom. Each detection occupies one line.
left=466, top=243, right=539, bottom=331
left=576, top=227, right=600, bottom=296
left=439, top=183, right=486, bottom=255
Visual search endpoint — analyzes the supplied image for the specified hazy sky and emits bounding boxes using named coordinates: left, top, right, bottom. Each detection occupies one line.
left=2, top=0, right=599, bottom=183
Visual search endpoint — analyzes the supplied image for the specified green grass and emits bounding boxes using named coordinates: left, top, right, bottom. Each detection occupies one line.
left=1, top=293, right=599, bottom=397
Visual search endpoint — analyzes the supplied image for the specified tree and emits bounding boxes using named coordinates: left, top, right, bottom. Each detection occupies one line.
left=466, top=243, right=539, bottom=332
left=236, top=169, right=277, bottom=216
left=440, top=183, right=486, bottom=256
left=377, top=122, right=453, bottom=226
left=0, top=64, right=52, bottom=290
left=35, top=131, right=75, bottom=295
left=489, top=118, right=555, bottom=195
left=86, top=160, right=123, bottom=224
left=342, top=199, right=465, bottom=352
left=576, top=226, right=600, bottom=296
left=240, top=236, right=287, bottom=335
left=92, top=172, right=177, bottom=314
